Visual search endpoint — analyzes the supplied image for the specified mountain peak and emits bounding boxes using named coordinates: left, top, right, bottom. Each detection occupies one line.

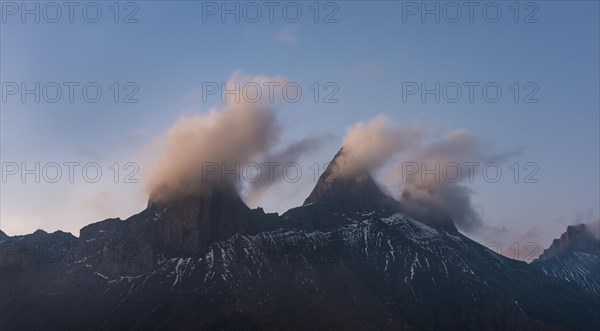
left=303, top=148, right=400, bottom=213
left=536, top=224, right=600, bottom=261
left=299, top=148, right=458, bottom=233
left=144, top=183, right=253, bottom=253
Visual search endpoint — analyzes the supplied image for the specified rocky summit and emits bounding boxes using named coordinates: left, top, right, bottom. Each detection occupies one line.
left=532, top=224, right=600, bottom=296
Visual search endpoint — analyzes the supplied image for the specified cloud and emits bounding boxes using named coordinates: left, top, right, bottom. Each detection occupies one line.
left=334, top=115, right=520, bottom=233
left=337, top=115, right=424, bottom=177
left=224, top=70, right=288, bottom=104
left=245, top=136, right=323, bottom=204
left=145, top=103, right=520, bottom=235
left=587, top=219, right=600, bottom=239
left=85, top=191, right=119, bottom=216
left=145, top=72, right=293, bottom=202
left=570, top=210, right=600, bottom=239
left=396, top=130, right=517, bottom=233
left=333, top=115, right=509, bottom=232
left=144, top=71, right=327, bottom=204
left=276, top=25, right=297, bottom=46
left=146, top=102, right=279, bottom=202
left=522, top=226, right=540, bottom=240
left=400, top=181, right=482, bottom=232
left=347, top=62, right=381, bottom=82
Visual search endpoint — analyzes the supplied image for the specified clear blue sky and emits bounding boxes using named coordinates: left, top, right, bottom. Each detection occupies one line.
left=1, top=1, right=598, bottom=259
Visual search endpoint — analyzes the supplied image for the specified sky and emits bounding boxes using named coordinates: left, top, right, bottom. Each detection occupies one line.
left=1, top=0, right=599, bottom=261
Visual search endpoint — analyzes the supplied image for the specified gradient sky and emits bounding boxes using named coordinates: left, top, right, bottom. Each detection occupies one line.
left=1, top=0, right=599, bottom=260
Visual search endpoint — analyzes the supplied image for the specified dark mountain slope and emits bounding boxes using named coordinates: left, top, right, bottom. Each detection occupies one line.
left=1, top=152, right=599, bottom=330
left=532, top=224, right=600, bottom=295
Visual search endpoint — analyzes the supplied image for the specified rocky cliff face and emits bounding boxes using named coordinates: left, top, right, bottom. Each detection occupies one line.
left=303, top=148, right=401, bottom=213
left=0, top=230, right=80, bottom=303
left=535, top=224, right=599, bottom=261
left=283, top=148, right=403, bottom=233
left=298, top=148, right=458, bottom=234
left=145, top=183, right=253, bottom=254
left=0, top=229, right=77, bottom=267
left=532, top=224, right=600, bottom=295
left=76, top=183, right=279, bottom=277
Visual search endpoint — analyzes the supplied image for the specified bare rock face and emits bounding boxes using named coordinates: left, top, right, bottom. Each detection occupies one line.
left=0, top=230, right=79, bottom=299
left=140, top=182, right=279, bottom=255
left=298, top=148, right=458, bottom=233
left=0, top=229, right=77, bottom=267
left=78, top=217, right=157, bottom=277
left=536, top=224, right=600, bottom=261
left=286, top=149, right=403, bottom=232
left=532, top=224, right=600, bottom=295
left=145, top=184, right=252, bottom=255
left=77, top=183, right=279, bottom=277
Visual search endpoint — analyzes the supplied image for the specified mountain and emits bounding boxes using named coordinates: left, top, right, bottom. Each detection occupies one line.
left=0, top=229, right=77, bottom=266
left=303, top=148, right=401, bottom=213
left=0, top=229, right=7, bottom=240
left=1, top=151, right=599, bottom=330
left=532, top=224, right=600, bottom=295
left=141, top=182, right=279, bottom=255
left=535, top=224, right=600, bottom=261
left=75, top=182, right=279, bottom=277
left=282, top=148, right=402, bottom=232
left=295, top=148, right=458, bottom=234
left=0, top=229, right=79, bottom=307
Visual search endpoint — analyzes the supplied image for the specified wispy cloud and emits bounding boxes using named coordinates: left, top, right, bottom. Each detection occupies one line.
left=347, top=62, right=382, bottom=82
left=276, top=25, right=297, bottom=46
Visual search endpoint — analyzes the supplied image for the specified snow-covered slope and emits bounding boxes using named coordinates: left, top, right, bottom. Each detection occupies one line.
left=532, top=224, right=600, bottom=296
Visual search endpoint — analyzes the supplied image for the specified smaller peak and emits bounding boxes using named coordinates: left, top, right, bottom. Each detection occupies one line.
left=303, top=148, right=400, bottom=213
left=8, top=229, right=78, bottom=243
left=536, top=224, right=599, bottom=261
left=282, top=148, right=401, bottom=232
